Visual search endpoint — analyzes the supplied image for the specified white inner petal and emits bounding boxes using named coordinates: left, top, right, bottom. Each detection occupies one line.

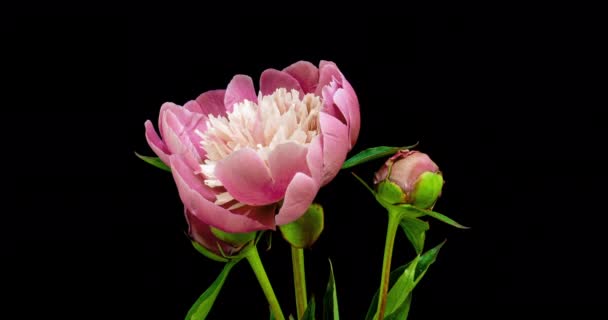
left=200, top=88, right=322, bottom=206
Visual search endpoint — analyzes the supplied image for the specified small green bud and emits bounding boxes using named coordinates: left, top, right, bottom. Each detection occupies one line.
left=279, top=203, right=324, bottom=248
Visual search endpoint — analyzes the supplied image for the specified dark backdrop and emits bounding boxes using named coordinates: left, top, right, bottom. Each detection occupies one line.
left=4, top=15, right=605, bottom=319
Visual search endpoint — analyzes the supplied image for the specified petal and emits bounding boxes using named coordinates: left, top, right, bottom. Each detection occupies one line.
left=268, top=142, right=311, bottom=194
left=319, top=112, right=349, bottom=186
left=144, top=120, right=170, bottom=165
left=306, top=135, right=324, bottom=186
left=283, top=61, right=319, bottom=94
left=160, top=103, right=208, bottom=160
left=214, top=148, right=282, bottom=206
left=224, top=75, right=257, bottom=112
left=315, top=60, right=342, bottom=96
left=333, top=80, right=360, bottom=148
left=195, top=89, right=228, bottom=116
left=322, top=81, right=347, bottom=124
left=260, top=69, right=304, bottom=96
left=171, top=154, right=273, bottom=232
left=275, top=173, right=319, bottom=225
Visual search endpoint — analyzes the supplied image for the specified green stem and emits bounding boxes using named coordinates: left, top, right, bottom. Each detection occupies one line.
left=245, top=246, right=285, bottom=320
left=376, top=210, right=400, bottom=320
left=291, top=246, right=308, bottom=319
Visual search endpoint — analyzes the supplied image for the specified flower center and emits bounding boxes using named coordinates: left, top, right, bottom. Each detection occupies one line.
left=198, top=88, right=322, bottom=206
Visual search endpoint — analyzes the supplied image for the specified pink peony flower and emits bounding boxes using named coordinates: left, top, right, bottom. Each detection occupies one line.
left=145, top=61, right=360, bottom=232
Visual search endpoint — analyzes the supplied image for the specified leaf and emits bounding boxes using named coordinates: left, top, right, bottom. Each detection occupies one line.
left=384, top=256, right=419, bottom=315
left=134, top=152, right=171, bottom=172
left=341, top=143, right=418, bottom=169
left=302, top=297, right=316, bottom=320
left=185, top=261, right=236, bottom=320
left=403, top=205, right=469, bottom=229
left=364, top=241, right=445, bottom=320
left=323, top=260, right=340, bottom=320
left=351, top=172, right=376, bottom=195
left=399, top=217, right=429, bottom=254
left=279, top=204, right=324, bottom=248
left=384, top=294, right=412, bottom=320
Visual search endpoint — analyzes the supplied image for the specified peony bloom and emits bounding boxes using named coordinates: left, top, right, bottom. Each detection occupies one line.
left=145, top=61, right=360, bottom=232
left=374, top=150, right=443, bottom=209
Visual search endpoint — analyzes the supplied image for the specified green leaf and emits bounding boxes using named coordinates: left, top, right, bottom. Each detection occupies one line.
left=279, top=204, right=324, bottom=248
left=399, top=217, right=429, bottom=254
left=134, top=152, right=171, bottom=172
left=384, top=292, right=412, bottom=320
left=185, top=261, right=236, bottom=320
left=192, top=241, right=229, bottom=263
left=402, top=205, right=469, bottom=229
left=384, top=256, right=419, bottom=315
left=323, top=260, right=340, bottom=320
left=364, top=241, right=445, bottom=320
left=302, top=297, right=316, bottom=320
left=351, top=172, right=376, bottom=195
left=341, top=143, right=418, bottom=169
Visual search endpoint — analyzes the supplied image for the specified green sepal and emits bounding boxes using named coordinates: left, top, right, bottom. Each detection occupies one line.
left=134, top=152, right=171, bottom=172
left=210, top=227, right=257, bottom=247
left=192, top=241, right=229, bottom=263
left=376, top=181, right=406, bottom=205
left=411, top=172, right=443, bottom=209
left=279, top=203, right=324, bottom=248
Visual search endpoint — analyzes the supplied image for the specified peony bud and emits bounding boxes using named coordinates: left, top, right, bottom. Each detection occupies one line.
left=373, top=150, right=443, bottom=209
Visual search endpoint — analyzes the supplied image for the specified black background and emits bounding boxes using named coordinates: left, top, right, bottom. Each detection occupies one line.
left=4, top=15, right=605, bottom=319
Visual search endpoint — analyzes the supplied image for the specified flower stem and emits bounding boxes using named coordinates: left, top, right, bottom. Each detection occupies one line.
left=291, top=246, right=308, bottom=319
left=245, top=246, right=285, bottom=320
left=376, top=210, right=400, bottom=320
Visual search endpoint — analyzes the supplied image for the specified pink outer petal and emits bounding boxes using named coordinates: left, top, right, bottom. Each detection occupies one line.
left=319, top=112, right=350, bottom=186
left=315, top=60, right=342, bottom=96
left=214, top=148, right=282, bottom=206
left=170, top=154, right=274, bottom=233
left=275, top=173, right=319, bottom=225
left=332, top=80, right=361, bottom=148
left=260, top=69, right=304, bottom=97
left=224, top=75, right=257, bottom=112
left=160, top=103, right=208, bottom=160
left=144, top=120, right=170, bottom=165
left=268, top=142, right=311, bottom=194
left=283, top=61, right=319, bottom=94
left=195, top=89, right=228, bottom=116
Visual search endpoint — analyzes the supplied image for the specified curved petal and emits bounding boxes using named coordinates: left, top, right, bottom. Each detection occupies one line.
left=333, top=81, right=360, bottom=149
left=275, top=173, right=319, bottom=225
left=224, top=75, right=257, bottom=112
left=315, top=60, right=342, bottom=96
left=144, top=120, right=170, bottom=165
left=306, top=135, right=324, bottom=186
left=321, top=81, right=347, bottom=124
left=268, top=142, right=311, bottom=194
left=214, top=148, right=282, bottom=206
left=160, top=103, right=208, bottom=160
left=260, top=69, right=303, bottom=96
left=283, top=61, right=319, bottom=94
left=319, top=112, right=349, bottom=186
left=171, top=154, right=273, bottom=232
left=195, top=89, right=228, bottom=116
